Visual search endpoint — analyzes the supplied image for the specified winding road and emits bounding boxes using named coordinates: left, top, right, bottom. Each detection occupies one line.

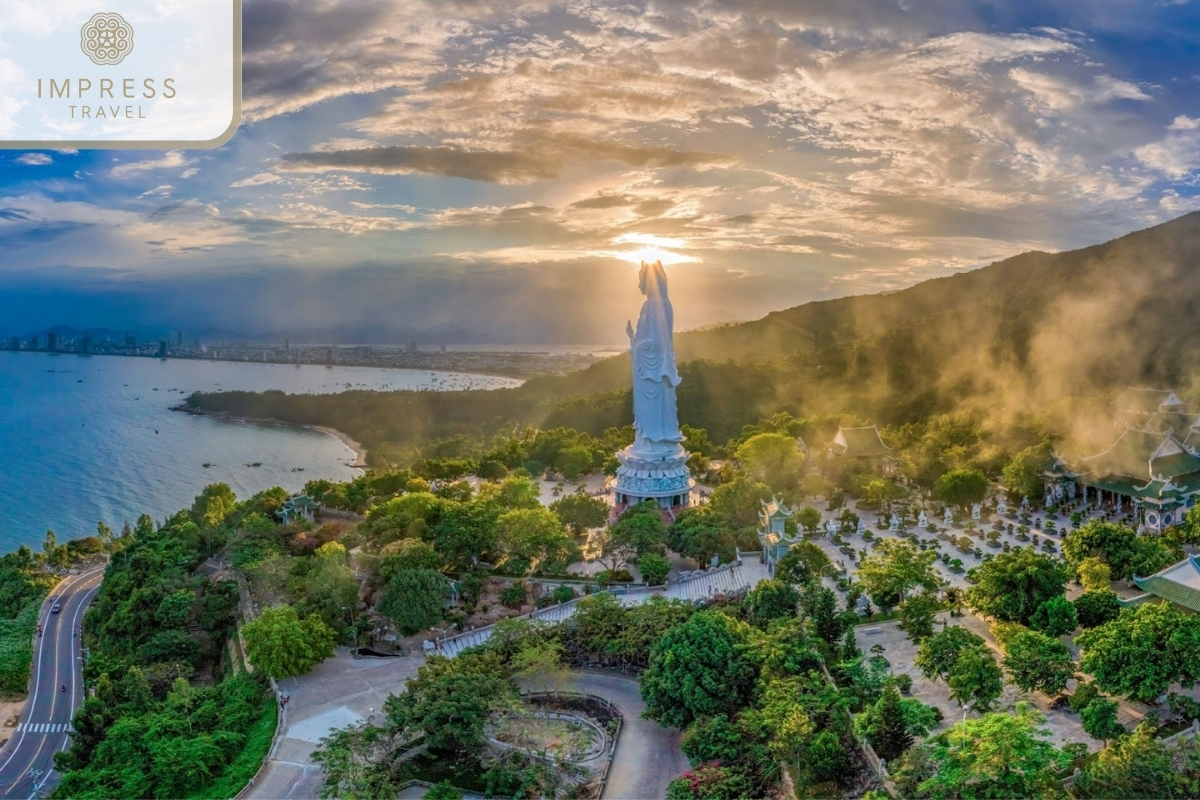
left=0, top=566, right=105, bottom=799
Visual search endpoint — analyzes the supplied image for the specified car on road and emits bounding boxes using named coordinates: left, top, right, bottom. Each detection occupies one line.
left=51, top=603, right=61, bottom=614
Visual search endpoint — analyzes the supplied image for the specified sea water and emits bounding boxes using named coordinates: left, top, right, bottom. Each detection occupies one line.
left=0, top=352, right=521, bottom=553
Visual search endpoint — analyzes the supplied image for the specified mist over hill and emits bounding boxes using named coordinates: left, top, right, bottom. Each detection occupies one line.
left=195, top=211, right=1200, bottom=461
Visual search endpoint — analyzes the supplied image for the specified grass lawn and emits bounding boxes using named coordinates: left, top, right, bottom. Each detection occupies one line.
left=186, top=699, right=278, bottom=800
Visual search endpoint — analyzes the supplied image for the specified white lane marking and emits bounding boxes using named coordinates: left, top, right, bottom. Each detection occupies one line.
left=0, top=567, right=104, bottom=791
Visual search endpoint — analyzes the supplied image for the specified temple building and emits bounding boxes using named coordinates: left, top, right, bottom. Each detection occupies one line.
left=1042, top=387, right=1200, bottom=532
left=278, top=494, right=320, bottom=525
left=1126, top=555, right=1200, bottom=614
left=827, top=425, right=896, bottom=474
left=757, top=496, right=802, bottom=568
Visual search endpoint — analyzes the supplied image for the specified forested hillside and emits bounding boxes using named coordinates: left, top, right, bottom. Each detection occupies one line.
left=192, top=211, right=1200, bottom=463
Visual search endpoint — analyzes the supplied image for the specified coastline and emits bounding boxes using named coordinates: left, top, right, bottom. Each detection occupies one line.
left=2, top=349, right=534, bottom=383
left=313, top=425, right=369, bottom=469
left=176, top=405, right=370, bottom=472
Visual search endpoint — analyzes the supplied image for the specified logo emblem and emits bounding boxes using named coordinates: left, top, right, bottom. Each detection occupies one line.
left=80, top=13, right=134, bottom=65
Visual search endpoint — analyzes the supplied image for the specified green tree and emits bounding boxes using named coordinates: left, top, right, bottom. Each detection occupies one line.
left=801, top=585, right=845, bottom=646
left=747, top=579, right=800, bottom=625
left=795, top=505, right=823, bottom=537
left=916, top=626, right=986, bottom=682
left=609, top=501, right=668, bottom=556
left=1076, top=601, right=1200, bottom=702
left=1074, top=589, right=1122, bottom=629
left=1072, top=723, right=1183, bottom=799
left=947, top=645, right=1004, bottom=712
left=863, top=682, right=914, bottom=761
left=708, top=475, right=772, bottom=528
left=1077, top=556, right=1112, bottom=593
left=427, top=499, right=500, bottom=571
left=1080, top=697, right=1125, bottom=741
left=378, top=569, right=447, bottom=635
left=556, top=443, right=594, bottom=479
left=1002, top=628, right=1076, bottom=695
left=857, top=539, right=940, bottom=613
left=550, top=493, right=610, bottom=535
left=637, top=552, right=671, bottom=586
left=666, top=506, right=735, bottom=566
left=361, top=491, right=440, bottom=543
left=384, top=651, right=516, bottom=754
left=1001, top=447, right=1046, bottom=504
left=495, top=506, right=576, bottom=575
left=298, top=546, right=360, bottom=636
left=934, top=468, right=989, bottom=510
left=1029, top=595, right=1077, bottom=636
left=379, top=538, right=441, bottom=579
left=509, top=639, right=568, bottom=695
left=640, top=610, right=761, bottom=729
left=804, top=730, right=853, bottom=787
left=1062, top=521, right=1176, bottom=581
left=965, top=547, right=1067, bottom=625
left=863, top=478, right=902, bottom=508
left=774, top=541, right=832, bottom=585
left=242, top=605, right=335, bottom=679
left=734, top=433, right=804, bottom=491
left=911, top=703, right=1068, bottom=799
left=898, top=592, right=940, bottom=643
left=191, top=482, right=237, bottom=529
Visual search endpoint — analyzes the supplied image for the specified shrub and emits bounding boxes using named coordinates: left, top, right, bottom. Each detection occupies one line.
left=500, top=583, right=527, bottom=609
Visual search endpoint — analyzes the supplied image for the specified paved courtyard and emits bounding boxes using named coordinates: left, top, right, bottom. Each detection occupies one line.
left=245, top=648, right=425, bottom=800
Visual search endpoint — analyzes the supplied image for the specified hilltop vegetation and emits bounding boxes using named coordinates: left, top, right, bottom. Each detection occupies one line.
left=192, top=212, right=1200, bottom=467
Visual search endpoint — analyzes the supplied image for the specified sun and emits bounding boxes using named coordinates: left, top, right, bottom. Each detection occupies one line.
left=607, top=233, right=698, bottom=266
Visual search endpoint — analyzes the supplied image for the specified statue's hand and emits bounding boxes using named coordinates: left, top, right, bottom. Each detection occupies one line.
left=626, top=320, right=634, bottom=340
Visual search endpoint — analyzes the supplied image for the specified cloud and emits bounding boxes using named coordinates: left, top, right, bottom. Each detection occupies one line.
left=230, top=172, right=284, bottom=188
left=278, top=140, right=731, bottom=184
left=14, top=153, right=51, bottom=165
left=110, top=151, right=197, bottom=179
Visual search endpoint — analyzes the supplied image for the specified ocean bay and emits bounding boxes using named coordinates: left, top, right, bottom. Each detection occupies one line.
left=0, top=352, right=521, bottom=553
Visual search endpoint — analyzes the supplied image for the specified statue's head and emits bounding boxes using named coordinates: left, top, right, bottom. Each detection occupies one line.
left=638, top=260, right=667, bottom=297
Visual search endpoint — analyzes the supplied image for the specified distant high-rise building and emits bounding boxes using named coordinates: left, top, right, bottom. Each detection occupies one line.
left=354, top=345, right=371, bottom=359
left=124, top=332, right=136, bottom=347
left=177, top=330, right=183, bottom=347
left=9, top=336, right=19, bottom=351
left=407, top=340, right=418, bottom=353
left=284, top=337, right=290, bottom=350
left=29, top=336, right=38, bottom=350
left=46, top=332, right=59, bottom=352
left=80, top=334, right=92, bottom=354
left=158, top=340, right=168, bottom=358
left=440, top=344, right=447, bottom=353
left=325, top=347, right=334, bottom=365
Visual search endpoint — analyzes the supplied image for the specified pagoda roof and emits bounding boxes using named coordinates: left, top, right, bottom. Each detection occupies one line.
left=283, top=495, right=320, bottom=510
left=830, top=425, right=892, bottom=458
left=1080, top=427, right=1200, bottom=483
left=1147, top=410, right=1198, bottom=436
left=1114, top=387, right=1186, bottom=415
left=1041, top=453, right=1075, bottom=477
left=1133, top=556, right=1200, bottom=614
left=760, top=496, right=794, bottom=518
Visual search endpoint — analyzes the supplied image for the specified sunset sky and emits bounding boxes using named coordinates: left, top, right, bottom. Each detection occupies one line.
left=2, top=0, right=1200, bottom=341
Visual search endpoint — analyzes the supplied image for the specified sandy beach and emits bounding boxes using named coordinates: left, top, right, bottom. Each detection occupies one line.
left=313, top=425, right=369, bottom=469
